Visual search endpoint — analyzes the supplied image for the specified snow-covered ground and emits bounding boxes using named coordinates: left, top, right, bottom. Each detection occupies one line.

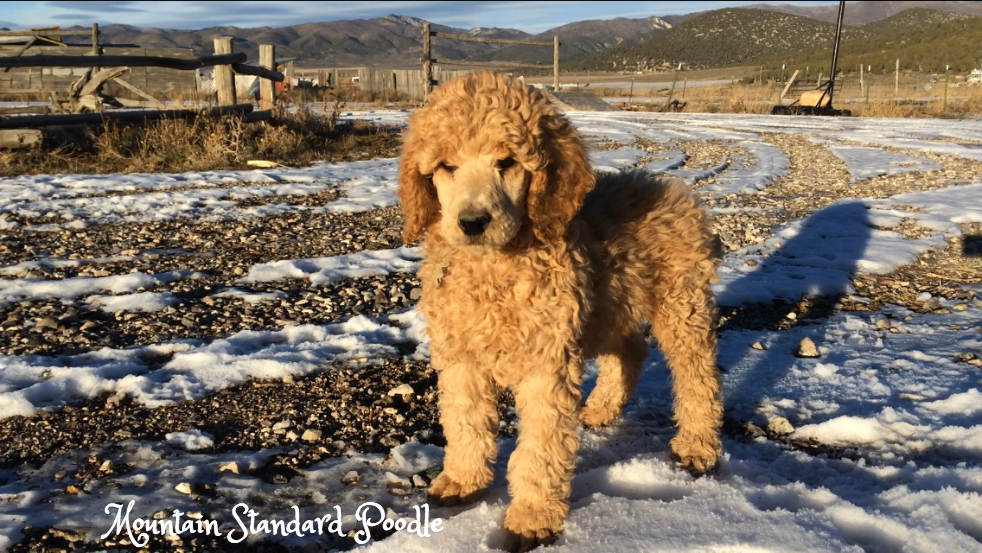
left=1, top=111, right=981, bottom=552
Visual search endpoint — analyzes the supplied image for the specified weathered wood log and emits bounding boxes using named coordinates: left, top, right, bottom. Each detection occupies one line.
left=110, top=75, right=167, bottom=109
left=0, top=129, right=42, bottom=148
left=77, top=67, right=126, bottom=98
left=213, top=38, right=236, bottom=106
left=259, top=44, right=275, bottom=111
left=0, top=103, right=254, bottom=128
left=0, top=53, right=246, bottom=71
left=0, top=106, right=51, bottom=115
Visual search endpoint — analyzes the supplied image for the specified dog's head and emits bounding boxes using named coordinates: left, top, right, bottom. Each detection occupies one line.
left=397, top=71, right=595, bottom=248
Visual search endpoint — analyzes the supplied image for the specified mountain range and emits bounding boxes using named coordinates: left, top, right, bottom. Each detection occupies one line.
left=2, top=1, right=981, bottom=71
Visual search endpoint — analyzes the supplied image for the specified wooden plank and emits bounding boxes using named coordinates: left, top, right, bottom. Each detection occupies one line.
left=431, top=32, right=552, bottom=47
left=111, top=75, right=167, bottom=109
left=0, top=106, right=50, bottom=115
left=0, top=129, right=42, bottom=148
left=0, top=103, right=254, bottom=128
left=259, top=44, right=275, bottom=110
left=213, top=37, right=236, bottom=106
left=0, top=53, right=246, bottom=70
left=0, top=30, right=95, bottom=37
left=780, top=69, right=799, bottom=100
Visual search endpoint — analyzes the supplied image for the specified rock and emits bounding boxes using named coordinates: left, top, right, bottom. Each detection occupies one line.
left=48, top=528, right=85, bottom=542
left=968, top=358, right=982, bottom=368
left=285, top=430, right=300, bottom=441
left=387, top=384, right=414, bottom=397
left=954, top=352, right=977, bottom=363
left=795, top=337, right=821, bottom=358
left=99, top=459, right=113, bottom=472
left=786, top=312, right=797, bottom=320
left=342, top=471, right=359, bottom=484
left=65, top=484, right=81, bottom=495
left=301, top=429, right=322, bottom=442
left=743, top=422, right=766, bottom=438
left=767, top=417, right=795, bottom=436
left=411, top=474, right=428, bottom=488
left=875, top=318, right=891, bottom=330
left=272, top=419, right=292, bottom=432
left=218, top=461, right=240, bottom=474
left=35, top=316, right=60, bottom=331
left=751, top=341, right=766, bottom=350
left=409, top=287, right=423, bottom=300
left=953, top=304, right=969, bottom=312
left=174, top=482, right=193, bottom=495
left=385, top=472, right=410, bottom=490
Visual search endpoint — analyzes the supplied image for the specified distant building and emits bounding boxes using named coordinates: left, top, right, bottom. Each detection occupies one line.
left=969, top=69, right=982, bottom=84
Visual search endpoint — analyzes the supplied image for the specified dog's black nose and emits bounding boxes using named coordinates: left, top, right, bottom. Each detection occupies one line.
left=458, top=212, right=492, bottom=236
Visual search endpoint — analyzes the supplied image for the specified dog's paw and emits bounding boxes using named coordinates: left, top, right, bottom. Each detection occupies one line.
left=502, top=502, right=566, bottom=553
left=578, top=404, right=619, bottom=428
left=670, top=432, right=721, bottom=477
left=427, top=472, right=487, bottom=507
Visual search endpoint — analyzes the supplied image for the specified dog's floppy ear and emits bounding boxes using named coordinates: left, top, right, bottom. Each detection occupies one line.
left=397, top=125, right=439, bottom=243
left=526, top=111, right=595, bottom=244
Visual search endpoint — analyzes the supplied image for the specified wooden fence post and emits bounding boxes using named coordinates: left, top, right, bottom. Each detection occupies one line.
left=895, top=58, right=899, bottom=95
left=553, top=35, right=559, bottom=91
left=259, top=44, right=275, bottom=110
left=91, top=23, right=100, bottom=56
left=213, top=36, right=236, bottom=106
left=422, top=23, right=432, bottom=96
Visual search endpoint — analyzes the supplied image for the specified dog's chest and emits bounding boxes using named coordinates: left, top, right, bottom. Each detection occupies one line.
left=418, top=246, right=590, bottom=379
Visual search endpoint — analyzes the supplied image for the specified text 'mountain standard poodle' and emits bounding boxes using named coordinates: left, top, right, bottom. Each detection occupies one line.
left=397, top=71, right=722, bottom=552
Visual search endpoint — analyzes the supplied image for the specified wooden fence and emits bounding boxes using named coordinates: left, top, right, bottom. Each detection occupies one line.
left=421, top=23, right=559, bottom=95
left=0, top=25, right=200, bottom=98
left=0, top=32, right=285, bottom=147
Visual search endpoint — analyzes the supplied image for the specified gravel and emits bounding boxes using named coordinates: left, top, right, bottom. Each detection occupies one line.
left=3, top=124, right=982, bottom=552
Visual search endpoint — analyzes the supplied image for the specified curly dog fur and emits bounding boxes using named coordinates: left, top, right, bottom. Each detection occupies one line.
left=397, top=71, right=722, bottom=552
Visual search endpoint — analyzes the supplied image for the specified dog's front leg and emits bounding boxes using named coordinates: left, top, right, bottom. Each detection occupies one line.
left=428, top=363, right=499, bottom=506
left=503, top=368, right=581, bottom=553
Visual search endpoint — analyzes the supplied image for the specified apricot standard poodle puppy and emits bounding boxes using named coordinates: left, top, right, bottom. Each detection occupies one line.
left=397, top=71, right=722, bottom=552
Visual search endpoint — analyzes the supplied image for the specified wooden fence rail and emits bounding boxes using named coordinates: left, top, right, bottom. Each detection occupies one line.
left=0, top=53, right=283, bottom=81
left=421, top=23, right=559, bottom=95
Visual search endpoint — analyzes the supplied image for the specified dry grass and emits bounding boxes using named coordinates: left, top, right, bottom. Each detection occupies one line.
left=0, top=106, right=403, bottom=177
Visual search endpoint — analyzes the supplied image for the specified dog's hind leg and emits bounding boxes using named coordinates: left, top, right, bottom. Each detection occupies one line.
left=579, top=330, right=647, bottom=428
left=503, top=369, right=581, bottom=552
left=428, top=364, right=499, bottom=506
left=649, top=256, right=723, bottom=475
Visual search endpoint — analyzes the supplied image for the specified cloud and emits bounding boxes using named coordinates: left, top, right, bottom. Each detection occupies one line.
left=45, top=1, right=145, bottom=13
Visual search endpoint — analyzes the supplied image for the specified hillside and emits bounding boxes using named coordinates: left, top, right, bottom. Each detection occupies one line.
left=747, top=1, right=982, bottom=25
left=859, top=7, right=977, bottom=34
left=567, top=8, right=867, bottom=72
left=471, top=17, right=672, bottom=66
left=56, top=15, right=532, bottom=67
left=754, top=9, right=982, bottom=75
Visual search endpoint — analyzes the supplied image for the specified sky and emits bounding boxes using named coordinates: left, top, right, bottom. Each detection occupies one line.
left=0, top=1, right=841, bottom=33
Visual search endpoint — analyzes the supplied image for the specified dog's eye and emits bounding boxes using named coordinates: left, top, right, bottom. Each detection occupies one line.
left=437, top=162, right=457, bottom=174
left=495, top=158, right=516, bottom=171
